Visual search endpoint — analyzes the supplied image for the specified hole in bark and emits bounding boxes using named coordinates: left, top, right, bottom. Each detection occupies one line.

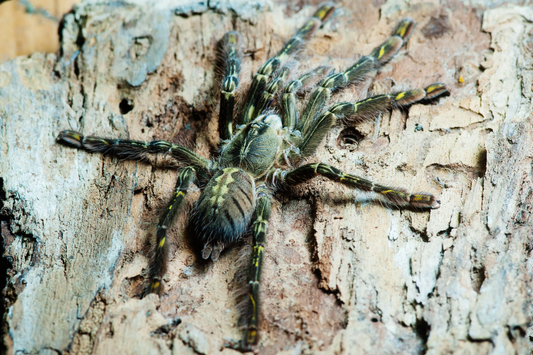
left=414, top=317, right=431, bottom=354
left=471, top=265, right=485, bottom=293
left=476, top=149, right=487, bottom=177
left=337, top=127, right=364, bottom=148
left=120, top=99, right=134, bottom=115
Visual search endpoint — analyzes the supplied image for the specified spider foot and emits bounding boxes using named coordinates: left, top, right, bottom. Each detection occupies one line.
left=201, top=241, right=226, bottom=261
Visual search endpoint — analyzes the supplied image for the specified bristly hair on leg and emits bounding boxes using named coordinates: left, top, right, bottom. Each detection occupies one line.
left=233, top=242, right=254, bottom=325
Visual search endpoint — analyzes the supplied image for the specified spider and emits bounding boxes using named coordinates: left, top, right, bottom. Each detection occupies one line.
left=57, top=3, right=448, bottom=351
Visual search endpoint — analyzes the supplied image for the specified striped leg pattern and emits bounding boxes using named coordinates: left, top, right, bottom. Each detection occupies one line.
left=297, top=83, right=448, bottom=158
left=296, top=18, right=417, bottom=135
left=281, top=163, right=440, bottom=209
left=56, top=130, right=211, bottom=179
left=281, top=66, right=332, bottom=130
left=218, top=31, right=242, bottom=141
left=238, top=3, right=335, bottom=125
left=149, top=167, right=196, bottom=294
left=243, top=185, right=272, bottom=350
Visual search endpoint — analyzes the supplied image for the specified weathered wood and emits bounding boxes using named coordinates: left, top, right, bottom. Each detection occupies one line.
left=1, top=0, right=532, bottom=354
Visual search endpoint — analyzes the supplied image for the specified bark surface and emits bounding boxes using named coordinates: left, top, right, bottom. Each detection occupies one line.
left=1, top=0, right=532, bottom=354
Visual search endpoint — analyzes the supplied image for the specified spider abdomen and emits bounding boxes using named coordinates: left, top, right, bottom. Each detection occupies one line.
left=193, top=167, right=256, bottom=260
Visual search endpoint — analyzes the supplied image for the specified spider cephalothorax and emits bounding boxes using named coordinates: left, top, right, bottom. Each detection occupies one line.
left=57, top=3, right=448, bottom=351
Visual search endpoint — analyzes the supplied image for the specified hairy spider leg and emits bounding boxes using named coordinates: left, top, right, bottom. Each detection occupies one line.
left=149, top=167, right=196, bottom=294
left=219, top=31, right=243, bottom=141
left=56, top=131, right=211, bottom=180
left=296, top=83, right=448, bottom=158
left=281, top=65, right=332, bottom=130
left=296, top=18, right=416, bottom=135
left=238, top=3, right=335, bottom=125
left=254, top=67, right=290, bottom=118
left=243, top=184, right=272, bottom=350
left=280, top=163, right=440, bottom=209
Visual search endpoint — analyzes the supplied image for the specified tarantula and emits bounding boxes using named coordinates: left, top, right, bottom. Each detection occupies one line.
left=57, top=3, right=447, bottom=351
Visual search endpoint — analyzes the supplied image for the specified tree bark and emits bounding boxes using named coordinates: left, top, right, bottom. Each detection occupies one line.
left=1, top=0, right=532, bottom=354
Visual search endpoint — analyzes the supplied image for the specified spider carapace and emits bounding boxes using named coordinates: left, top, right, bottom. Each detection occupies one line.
left=57, top=3, right=448, bottom=351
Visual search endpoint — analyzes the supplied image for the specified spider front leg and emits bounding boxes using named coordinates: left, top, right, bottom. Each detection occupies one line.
left=296, top=18, right=417, bottom=134
left=57, top=130, right=211, bottom=179
left=243, top=185, right=272, bottom=350
left=239, top=3, right=335, bottom=124
left=149, top=167, right=196, bottom=294
left=219, top=31, right=242, bottom=141
left=296, top=83, right=448, bottom=158
left=280, top=163, right=440, bottom=209
left=281, top=66, right=332, bottom=130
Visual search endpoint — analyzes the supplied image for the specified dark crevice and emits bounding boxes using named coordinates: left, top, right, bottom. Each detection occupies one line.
left=337, top=127, right=364, bottom=149
left=507, top=324, right=527, bottom=343
left=119, top=98, right=135, bottom=115
left=471, top=265, right=485, bottom=293
left=152, top=317, right=182, bottom=336
left=414, top=317, right=431, bottom=354
left=0, top=178, right=12, bottom=354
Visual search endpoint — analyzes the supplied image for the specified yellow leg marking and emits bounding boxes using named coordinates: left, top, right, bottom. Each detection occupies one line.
left=378, top=45, right=385, bottom=59
left=175, top=191, right=184, bottom=197
left=381, top=190, right=406, bottom=197
left=314, top=6, right=330, bottom=19
left=168, top=205, right=172, bottom=210
left=395, top=92, right=405, bottom=100
left=426, top=83, right=443, bottom=93
left=159, top=237, right=165, bottom=248
left=396, top=21, right=410, bottom=37
left=412, top=195, right=430, bottom=202
left=300, top=20, right=314, bottom=33
left=228, top=33, right=237, bottom=45
left=247, top=330, right=257, bottom=344
left=254, top=246, right=264, bottom=267
left=151, top=282, right=160, bottom=292
left=249, top=294, right=257, bottom=320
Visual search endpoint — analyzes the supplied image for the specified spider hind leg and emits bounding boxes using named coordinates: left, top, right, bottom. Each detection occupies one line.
left=148, top=167, right=196, bottom=294
left=242, top=185, right=272, bottom=350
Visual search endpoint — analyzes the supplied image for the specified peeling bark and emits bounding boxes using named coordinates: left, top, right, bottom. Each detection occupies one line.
left=1, top=0, right=532, bottom=354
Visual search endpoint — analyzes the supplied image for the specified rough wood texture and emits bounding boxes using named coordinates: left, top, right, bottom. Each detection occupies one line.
left=1, top=0, right=532, bottom=354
